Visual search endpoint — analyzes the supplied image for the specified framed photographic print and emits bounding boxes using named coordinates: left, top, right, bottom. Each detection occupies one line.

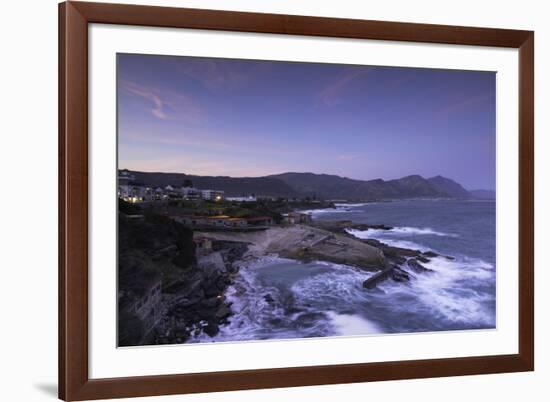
left=59, top=1, right=534, bottom=400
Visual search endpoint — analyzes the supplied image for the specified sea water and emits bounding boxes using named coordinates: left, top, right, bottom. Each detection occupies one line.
left=193, top=199, right=496, bottom=342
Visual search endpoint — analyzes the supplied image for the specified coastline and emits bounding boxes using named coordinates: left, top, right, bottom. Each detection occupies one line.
left=121, top=199, right=495, bottom=345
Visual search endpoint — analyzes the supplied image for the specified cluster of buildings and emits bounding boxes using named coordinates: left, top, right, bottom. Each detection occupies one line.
left=172, top=211, right=311, bottom=230
left=282, top=211, right=313, bottom=224
left=118, top=170, right=224, bottom=203
left=173, top=214, right=274, bottom=229
left=225, top=195, right=257, bottom=202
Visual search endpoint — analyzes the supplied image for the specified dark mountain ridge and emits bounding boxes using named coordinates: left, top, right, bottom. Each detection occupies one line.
left=124, top=170, right=487, bottom=201
left=129, top=171, right=299, bottom=198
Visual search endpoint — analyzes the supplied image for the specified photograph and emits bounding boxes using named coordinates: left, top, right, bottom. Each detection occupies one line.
left=116, top=53, right=496, bottom=347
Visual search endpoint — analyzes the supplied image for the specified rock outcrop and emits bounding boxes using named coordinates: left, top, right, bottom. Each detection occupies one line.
left=197, top=224, right=386, bottom=271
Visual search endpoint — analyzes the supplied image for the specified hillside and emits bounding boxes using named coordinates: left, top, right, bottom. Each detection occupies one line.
left=124, top=170, right=483, bottom=201
left=428, top=175, right=471, bottom=198
left=129, top=171, right=299, bottom=198
left=269, top=172, right=469, bottom=200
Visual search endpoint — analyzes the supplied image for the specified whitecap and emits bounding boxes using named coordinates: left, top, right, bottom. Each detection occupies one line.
left=390, top=226, right=458, bottom=237
left=378, top=256, right=495, bottom=326
left=326, top=311, right=383, bottom=335
left=333, top=203, right=372, bottom=208
left=345, top=228, right=429, bottom=251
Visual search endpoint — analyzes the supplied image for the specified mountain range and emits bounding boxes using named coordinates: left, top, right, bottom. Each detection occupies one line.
left=125, top=170, right=495, bottom=201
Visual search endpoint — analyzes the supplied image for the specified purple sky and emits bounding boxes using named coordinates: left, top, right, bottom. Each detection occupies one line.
left=117, top=54, right=496, bottom=190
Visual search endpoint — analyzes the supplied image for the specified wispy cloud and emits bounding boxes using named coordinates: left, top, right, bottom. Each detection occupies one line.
left=177, top=58, right=248, bottom=92
left=122, top=80, right=168, bottom=119
left=318, top=67, right=369, bottom=107
left=120, top=80, right=203, bottom=122
left=437, top=92, right=493, bottom=117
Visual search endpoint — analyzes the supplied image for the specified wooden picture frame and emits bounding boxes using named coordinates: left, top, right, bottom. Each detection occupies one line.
left=59, top=1, right=534, bottom=400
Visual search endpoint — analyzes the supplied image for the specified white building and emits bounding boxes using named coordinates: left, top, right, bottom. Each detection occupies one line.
left=201, top=189, right=225, bottom=201
left=226, top=195, right=257, bottom=202
left=181, top=186, right=202, bottom=200
left=118, top=171, right=151, bottom=202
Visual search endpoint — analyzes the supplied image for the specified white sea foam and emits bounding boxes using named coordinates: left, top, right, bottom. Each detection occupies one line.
left=191, top=242, right=495, bottom=343
left=345, top=228, right=430, bottom=251
left=326, top=311, right=383, bottom=335
left=345, top=225, right=495, bottom=327
left=390, top=226, right=458, bottom=237
left=333, top=203, right=372, bottom=208
left=378, top=256, right=495, bottom=326
left=349, top=226, right=456, bottom=237
left=303, top=202, right=371, bottom=216
left=302, top=208, right=347, bottom=216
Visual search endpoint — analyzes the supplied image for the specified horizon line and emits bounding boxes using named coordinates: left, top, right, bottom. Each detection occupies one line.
left=118, top=168, right=495, bottom=192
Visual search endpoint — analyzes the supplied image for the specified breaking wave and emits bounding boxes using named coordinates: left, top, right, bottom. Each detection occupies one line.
left=191, top=200, right=495, bottom=343
left=193, top=252, right=495, bottom=343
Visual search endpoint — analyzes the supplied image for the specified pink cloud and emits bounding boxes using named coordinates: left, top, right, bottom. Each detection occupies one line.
left=120, top=80, right=202, bottom=122
left=121, top=81, right=168, bottom=120
left=178, top=59, right=247, bottom=92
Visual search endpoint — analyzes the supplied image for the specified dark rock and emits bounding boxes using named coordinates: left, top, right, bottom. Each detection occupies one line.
left=214, top=305, right=232, bottom=320
left=201, top=297, right=222, bottom=308
left=393, top=256, right=407, bottom=265
left=407, top=258, right=432, bottom=273
left=416, top=255, right=430, bottom=263
left=285, top=307, right=303, bottom=314
left=264, top=293, right=275, bottom=303
left=203, top=282, right=221, bottom=298
left=363, top=239, right=419, bottom=259
left=360, top=224, right=393, bottom=231
left=422, top=251, right=439, bottom=258
left=421, top=250, right=455, bottom=260
left=391, top=267, right=411, bottom=282
left=363, top=267, right=394, bottom=289
left=203, top=323, right=219, bottom=337
left=311, top=220, right=393, bottom=235
left=293, top=312, right=326, bottom=327
left=215, top=275, right=232, bottom=290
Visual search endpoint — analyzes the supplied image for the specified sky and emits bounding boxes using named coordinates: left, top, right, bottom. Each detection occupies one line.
left=117, top=53, right=496, bottom=190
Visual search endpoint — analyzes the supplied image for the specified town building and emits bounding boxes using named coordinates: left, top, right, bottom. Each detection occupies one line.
left=283, top=212, right=312, bottom=224
left=201, top=189, right=225, bottom=201
left=116, top=170, right=225, bottom=203
left=173, top=214, right=272, bottom=229
left=118, top=170, right=150, bottom=203
left=245, top=216, right=274, bottom=226
left=226, top=195, right=257, bottom=202
left=180, top=186, right=203, bottom=200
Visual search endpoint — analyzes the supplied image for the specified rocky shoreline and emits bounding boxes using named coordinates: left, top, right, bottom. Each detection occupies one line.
left=311, top=219, right=455, bottom=289
left=194, top=219, right=456, bottom=303
left=149, top=242, right=246, bottom=344
left=120, top=207, right=456, bottom=345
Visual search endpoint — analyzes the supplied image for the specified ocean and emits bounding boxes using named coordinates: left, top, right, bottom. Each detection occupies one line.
left=193, top=199, right=496, bottom=343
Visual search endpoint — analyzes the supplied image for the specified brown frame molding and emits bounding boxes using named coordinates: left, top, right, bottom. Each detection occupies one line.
left=59, top=1, right=534, bottom=400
